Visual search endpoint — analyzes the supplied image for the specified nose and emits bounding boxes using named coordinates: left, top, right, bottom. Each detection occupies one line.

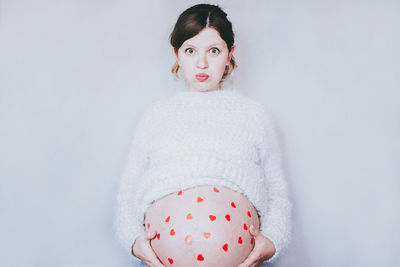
left=196, top=53, right=208, bottom=69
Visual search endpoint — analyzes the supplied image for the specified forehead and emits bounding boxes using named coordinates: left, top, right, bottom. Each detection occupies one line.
left=182, top=28, right=226, bottom=48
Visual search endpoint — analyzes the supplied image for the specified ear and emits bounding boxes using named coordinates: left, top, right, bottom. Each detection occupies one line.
left=227, top=45, right=235, bottom=65
left=174, top=48, right=180, bottom=64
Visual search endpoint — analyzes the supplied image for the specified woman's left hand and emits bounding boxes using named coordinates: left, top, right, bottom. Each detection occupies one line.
left=237, top=225, right=276, bottom=267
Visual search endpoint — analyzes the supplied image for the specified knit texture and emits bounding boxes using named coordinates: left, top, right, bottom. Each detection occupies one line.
left=114, top=89, right=292, bottom=265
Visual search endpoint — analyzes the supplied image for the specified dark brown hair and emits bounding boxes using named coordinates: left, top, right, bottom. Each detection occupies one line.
left=169, top=4, right=237, bottom=82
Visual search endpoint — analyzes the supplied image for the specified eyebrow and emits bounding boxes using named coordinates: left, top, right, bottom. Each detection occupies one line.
left=184, top=43, right=223, bottom=48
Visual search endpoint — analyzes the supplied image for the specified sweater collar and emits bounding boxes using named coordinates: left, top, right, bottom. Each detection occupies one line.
left=180, top=88, right=226, bottom=94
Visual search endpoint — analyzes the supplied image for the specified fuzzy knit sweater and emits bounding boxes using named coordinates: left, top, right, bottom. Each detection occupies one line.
left=114, top=88, right=292, bottom=266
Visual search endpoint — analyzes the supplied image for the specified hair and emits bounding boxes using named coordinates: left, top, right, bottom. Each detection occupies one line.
left=169, top=4, right=237, bottom=82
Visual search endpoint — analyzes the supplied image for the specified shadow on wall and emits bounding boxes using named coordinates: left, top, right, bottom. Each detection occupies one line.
left=270, top=122, right=312, bottom=267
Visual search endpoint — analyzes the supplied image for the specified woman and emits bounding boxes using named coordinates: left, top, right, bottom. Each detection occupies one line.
left=115, top=4, right=291, bottom=267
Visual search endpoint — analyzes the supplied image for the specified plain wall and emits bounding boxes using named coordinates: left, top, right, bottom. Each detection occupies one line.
left=0, top=0, right=399, bottom=266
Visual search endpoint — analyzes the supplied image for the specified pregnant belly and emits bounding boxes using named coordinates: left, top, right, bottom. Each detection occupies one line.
left=144, top=185, right=260, bottom=267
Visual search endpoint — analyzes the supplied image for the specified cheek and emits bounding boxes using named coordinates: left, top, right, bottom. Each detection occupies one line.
left=211, top=61, right=228, bottom=76
left=179, top=61, right=194, bottom=77
left=212, top=54, right=229, bottom=69
left=182, top=56, right=196, bottom=65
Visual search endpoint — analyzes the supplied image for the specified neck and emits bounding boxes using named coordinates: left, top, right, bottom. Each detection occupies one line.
left=188, top=83, right=222, bottom=93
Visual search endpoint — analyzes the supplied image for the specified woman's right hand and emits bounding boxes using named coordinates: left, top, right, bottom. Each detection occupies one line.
left=131, top=230, right=165, bottom=267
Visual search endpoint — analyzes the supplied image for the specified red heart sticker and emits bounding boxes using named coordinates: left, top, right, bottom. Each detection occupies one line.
left=203, top=232, right=211, bottom=239
left=185, top=234, right=191, bottom=244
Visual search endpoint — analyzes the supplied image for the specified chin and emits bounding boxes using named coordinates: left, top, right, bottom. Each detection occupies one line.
left=192, top=84, right=220, bottom=92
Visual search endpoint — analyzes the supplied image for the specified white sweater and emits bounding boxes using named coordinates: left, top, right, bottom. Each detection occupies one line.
left=114, top=88, right=292, bottom=265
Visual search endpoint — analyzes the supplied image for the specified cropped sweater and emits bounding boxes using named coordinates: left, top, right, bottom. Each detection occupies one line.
left=114, top=89, right=292, bottom=265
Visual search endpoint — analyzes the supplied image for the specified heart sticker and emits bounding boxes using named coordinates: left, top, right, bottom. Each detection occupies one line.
left=203, top=232, right=211, bottom=239
left=185, top=234, right=192, bottom=244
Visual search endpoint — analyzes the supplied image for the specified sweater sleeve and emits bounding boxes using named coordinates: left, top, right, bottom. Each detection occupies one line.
left=113, top=107, right=151, bottom=264
left=258, top=110, right=292, bottom=264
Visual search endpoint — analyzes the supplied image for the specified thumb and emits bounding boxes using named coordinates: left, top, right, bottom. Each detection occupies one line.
left=146, top=230, right=157, bottom=240
left=249, top=224, right=259, bottom=236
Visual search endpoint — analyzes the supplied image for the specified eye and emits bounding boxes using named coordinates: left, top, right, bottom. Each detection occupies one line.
left=185, top=48, right=194, bottom=55
left=210, top=47, right=220, bottom=55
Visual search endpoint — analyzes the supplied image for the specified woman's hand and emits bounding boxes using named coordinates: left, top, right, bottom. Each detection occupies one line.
left=237, top=225, right=276, bottom=267
left=131, top=230, right=166, bottom=267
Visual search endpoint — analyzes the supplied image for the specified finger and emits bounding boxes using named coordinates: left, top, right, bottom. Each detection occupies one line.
left=143, top=257, right=162, bottom=267
left=249, top=261, right=261, bottom=267
left=148, top=242, right=165, bottom=267
left=131, top=240, right=136, bottom=255
left=146, top=254, right=165, bottom=267
left=237, top=249, right=260, bottom=267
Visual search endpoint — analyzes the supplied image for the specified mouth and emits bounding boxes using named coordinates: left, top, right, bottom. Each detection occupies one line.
left=195, top=73, right=209, bottom=81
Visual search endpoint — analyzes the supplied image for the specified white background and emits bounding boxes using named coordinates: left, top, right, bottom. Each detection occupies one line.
left=0, top=0, right=399, bottom=266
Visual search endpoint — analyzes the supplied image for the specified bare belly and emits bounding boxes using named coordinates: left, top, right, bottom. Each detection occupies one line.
left=144, top=185, right=260, bottom=267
